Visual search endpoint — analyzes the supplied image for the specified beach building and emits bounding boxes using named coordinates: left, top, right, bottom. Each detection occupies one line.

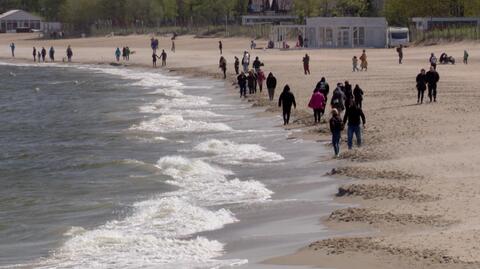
left=411, top=17, right=480, bottom=31
left=0, top=10, right=43, bottom=33
left=272, top=17, right=388, bottom=48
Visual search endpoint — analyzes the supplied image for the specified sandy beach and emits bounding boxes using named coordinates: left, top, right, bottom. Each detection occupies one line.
left=2, top=33, right=480, bottom=268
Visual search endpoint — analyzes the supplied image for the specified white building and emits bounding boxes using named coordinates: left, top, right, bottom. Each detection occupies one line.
left=272, top=17, right=388, bottom=48
left=0, top=9, right=43, bottom=33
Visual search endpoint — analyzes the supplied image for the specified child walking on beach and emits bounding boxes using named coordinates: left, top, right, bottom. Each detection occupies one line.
left=352, top=56, right=359, bottom=72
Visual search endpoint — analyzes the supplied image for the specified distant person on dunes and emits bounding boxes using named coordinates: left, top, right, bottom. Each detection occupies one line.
left=266, top=72, right=277, bottom=101
left=426, top=66, right=440, bottom=102
left=360, top=50, right=368, bottom=71
left=152, top=52, right=159, bottom=68
left=256, top=69, right=265, bottom=93
left=278, top=85, right=296, bottom=125
left=160, top=49, right=167, bottom=67
left=329, top=108, right=344, bottom=157
left=66, top=45, right=73, bottom=62
left=353, top=84, right=364, bottom=109
left=234, top=56, right=240, bottom=75
left=331, top=83, right=346, bottom=113
left=10, top=43, right=15, bottom=57
left=32, top=47, right=36, bottom=62
left=115, top=47, right=121, bottom=62
left=397, top=45, right=403, bottom=64
left=242, top=51, right=250, bottom=73
left=303, top=53, right=310, bottom=75
left=49, top=46, right=55, bottom=62
left=352, top=56, right=359, bottom=72
left=464, top=50, right=469, bottom=64
left=237, top=72, right=247, bottom=98
left=247, top=70, right=257, bottom=94
left=41, top=47, right=46, bottom=62
left=429, top=53, right=437, bottom=70
left=219, top=56, right=227, bottom=79
left=416, top=68, right=427, bottom=104
left=308, top=89, right=326, bottom=124
left=219, top=41, right=223, bottom=55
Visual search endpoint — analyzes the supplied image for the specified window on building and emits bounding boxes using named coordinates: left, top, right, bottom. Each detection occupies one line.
left=353, top=27, right=365, bottom=46
left=325, top=27, right=333, bottom=46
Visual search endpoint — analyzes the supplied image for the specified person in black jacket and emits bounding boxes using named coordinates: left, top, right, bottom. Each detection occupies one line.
left=237, top=72, right=247, bottom=98
left=425, top=66, right=440, bottom=102
left=416, top=69, right=427, bottom=104
left=343, top=102, right=366, bottom=150
left=252, top=57, right=262, bottom=72
left=234, top=56, right=240, bottom=75
left=343, top=81, right=353, bottom=109
left=329, top=108, right=344, bottom=157
left=353, top=84, right=364, bottom=109
left=278, top=85, right=296, bottom=125
left=266, top=72, right=277, bottom=101
left=316, top=77, right=330, bottom=103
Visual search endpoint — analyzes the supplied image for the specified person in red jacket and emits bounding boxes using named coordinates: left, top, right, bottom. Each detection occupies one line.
left=308, top=89, right=326, bottom=124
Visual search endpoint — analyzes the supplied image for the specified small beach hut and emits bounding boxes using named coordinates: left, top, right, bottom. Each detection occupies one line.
left=0, top=10, right=43, bottom=33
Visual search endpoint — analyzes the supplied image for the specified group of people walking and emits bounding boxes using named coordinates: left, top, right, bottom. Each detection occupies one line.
left=115, top=46, right=131, bottom=62
left=32, top=46, right=55, bottom=62
left=416, top=66, right=440, bottom=104
left=235, top=54, right=268, bottom=98
left=30, top=45, right=72, bottom=62
left=306, top=78, right=366, bottom=156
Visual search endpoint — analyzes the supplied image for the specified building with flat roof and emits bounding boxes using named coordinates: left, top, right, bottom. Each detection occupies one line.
left=272, top=17, right=388, bottom=48
left=0, top=9, right=43, bottom=33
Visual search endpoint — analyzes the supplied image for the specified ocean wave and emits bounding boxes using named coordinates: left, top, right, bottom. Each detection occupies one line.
left=130, top=115, right=232, bottom=133
left=28, top=197, right=245, bottom=269
left=156, top=156, right=273, bottom=205
left=193, top=139, right=284, bottom=165
left=139, top=105, right=221, bottom=118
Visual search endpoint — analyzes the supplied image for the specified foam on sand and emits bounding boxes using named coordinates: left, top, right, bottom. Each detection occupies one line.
left=193, top=139, right=284, bottom=165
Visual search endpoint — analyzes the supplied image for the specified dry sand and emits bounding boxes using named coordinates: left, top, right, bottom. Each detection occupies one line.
left=2, top=33, right=480, bottom=268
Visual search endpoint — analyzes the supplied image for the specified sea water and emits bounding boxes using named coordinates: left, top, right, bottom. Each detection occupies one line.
left=0, top=62, right=337, bottom=269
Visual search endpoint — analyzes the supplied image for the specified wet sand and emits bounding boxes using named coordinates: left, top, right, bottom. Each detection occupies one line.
left=3, top=33, right=480, bottom=268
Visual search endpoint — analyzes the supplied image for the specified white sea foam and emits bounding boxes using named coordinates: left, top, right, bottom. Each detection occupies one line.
left=32, top=197, right=244, bottom=269
left=130, top=115, right=232, bottom=133
left=156, top=156, right=273, bottom=205
left=139, top=105, right=221, bottom=118
left=193, top=139, right=284, bottom=165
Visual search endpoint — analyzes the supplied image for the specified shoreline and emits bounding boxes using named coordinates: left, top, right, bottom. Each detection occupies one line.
left=3, top=33, right=480, bottom=268
left=0, top=54, right=352, bottom=268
